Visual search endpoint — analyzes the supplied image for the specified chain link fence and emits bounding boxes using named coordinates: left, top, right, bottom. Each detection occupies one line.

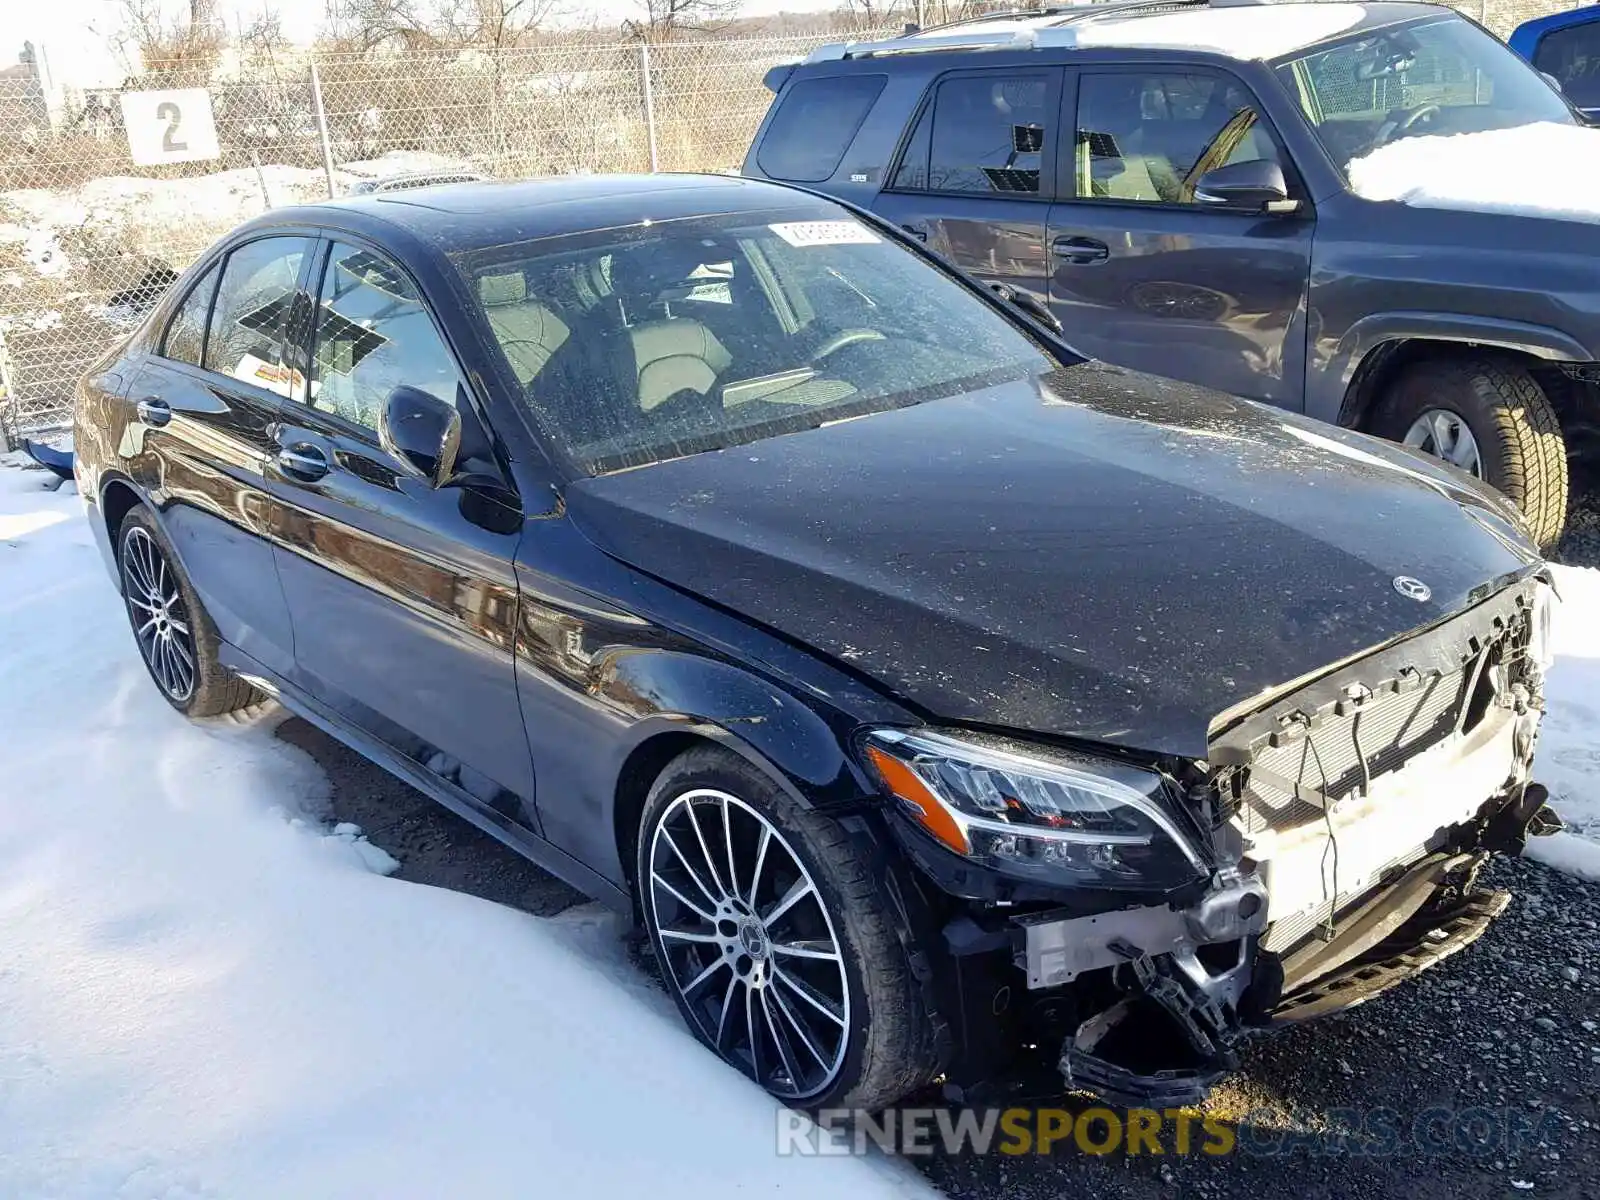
left=0, top=4, right=1588, bottom=443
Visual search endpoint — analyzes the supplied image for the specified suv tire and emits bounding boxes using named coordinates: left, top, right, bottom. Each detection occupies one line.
left=1374, top=355, right=1568, bottom=549
left=636, top=744, right=937, bottom=1111
left=117, top=507, right=262, bottom=717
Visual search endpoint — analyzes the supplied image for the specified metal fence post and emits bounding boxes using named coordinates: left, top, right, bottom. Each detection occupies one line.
left=639, top=41, right=660, bottom=173
left=309, top=60, right=338, bottom=199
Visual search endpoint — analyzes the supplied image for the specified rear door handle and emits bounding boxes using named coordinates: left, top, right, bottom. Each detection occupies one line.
left=1052, top=236, right=1110, bottom=265
left=901, top=223, right=928, bottom=242
left=135, top=396, right=171, bottom=427
left=276, top=442, right=330, bottom=482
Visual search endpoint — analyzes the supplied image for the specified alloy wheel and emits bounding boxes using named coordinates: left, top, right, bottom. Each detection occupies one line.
left=1402, top=407, right=1484, bottom=478
left=646, top=789, right=851, bottom=1100
left=121, top=526, right=196, bottom=702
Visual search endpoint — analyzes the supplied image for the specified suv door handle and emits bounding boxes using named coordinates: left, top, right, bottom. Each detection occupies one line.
left=276, top=442, right=330, bottom=482
left=901, top=223, right=928, bottom=242
left=1052, top=236, right=1110, bottom=265
left=135, top=396, right=171, bottom=427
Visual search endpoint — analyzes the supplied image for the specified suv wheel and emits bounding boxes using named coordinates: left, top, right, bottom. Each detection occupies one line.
left=117, top=507, right=261, bottom=717
left=637, top=745, right=937, bottom=1110
left=1374, top=355, right=1568, bottom=549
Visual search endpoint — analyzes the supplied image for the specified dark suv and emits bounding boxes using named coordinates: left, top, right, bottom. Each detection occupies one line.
left=744, top=0, right=1598, bottom=547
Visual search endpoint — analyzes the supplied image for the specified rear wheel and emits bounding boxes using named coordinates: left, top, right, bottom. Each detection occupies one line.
left=1372, top=355, right=1568, bottom=549
left=637, top=745, right=937, bottom=1110
left=117, top=507, right=260, bottom=717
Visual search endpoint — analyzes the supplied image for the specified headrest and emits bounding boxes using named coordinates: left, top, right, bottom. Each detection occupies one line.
left=479, top=271, right=527, bottom=307
left=610, top=242, right=718, bottom=305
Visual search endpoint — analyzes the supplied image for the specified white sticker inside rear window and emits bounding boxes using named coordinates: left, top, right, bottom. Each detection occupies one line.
left=769, top=220, right=882, bottom=247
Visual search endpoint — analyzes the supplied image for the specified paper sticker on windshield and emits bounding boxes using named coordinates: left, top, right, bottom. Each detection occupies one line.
left=769, top=220, right=881, bottom=248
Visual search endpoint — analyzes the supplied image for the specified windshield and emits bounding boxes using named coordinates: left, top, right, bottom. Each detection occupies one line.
left=1275, top=16, right=1574, bottom=174
left=461, top=210, right=1057, bottom=473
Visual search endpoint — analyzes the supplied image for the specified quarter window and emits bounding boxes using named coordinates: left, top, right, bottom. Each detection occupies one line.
left=757, top=75, right=886, bottom=183
left=203, top=236, right=313, bottom=395
left=895, top=72, right=1052, bottom=195
left=306, top=242, right=464, bottom=431
left=1534, top=23, right=1600, bottom=110
left=161, top=263, right=219, bottom=366
left=1073, top=73, right=1284, bottom=204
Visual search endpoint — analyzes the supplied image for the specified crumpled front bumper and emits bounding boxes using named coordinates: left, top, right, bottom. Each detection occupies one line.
left=1026, top=783, right=1558, bottom=1108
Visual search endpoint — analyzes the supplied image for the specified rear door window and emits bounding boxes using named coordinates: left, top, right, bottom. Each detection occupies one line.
left=160, top=262, right=220, bottom=366
left=203, top=236, right=313, bottom=396
left=895, top=71, right=1055, bottom=196
left=757, top=75, right=886, bottom=182
left=1535, top=22, right=1600, bottom=109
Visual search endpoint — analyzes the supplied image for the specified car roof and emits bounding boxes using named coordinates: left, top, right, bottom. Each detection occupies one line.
left=804, top=0, right=1452, bottom=66
left=1508, top=3, right=1600, bottom=57
left=256, top=173, right=835, bottom=255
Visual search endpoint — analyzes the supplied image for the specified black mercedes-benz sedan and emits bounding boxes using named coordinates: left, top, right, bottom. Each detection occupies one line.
left=73, top=173, right=1562, bottom=1110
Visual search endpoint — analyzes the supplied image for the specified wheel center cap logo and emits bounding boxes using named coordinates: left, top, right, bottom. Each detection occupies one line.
left=740, top=923, right=767, bottom=958
left=1393, top=575, right=1432, bottom=602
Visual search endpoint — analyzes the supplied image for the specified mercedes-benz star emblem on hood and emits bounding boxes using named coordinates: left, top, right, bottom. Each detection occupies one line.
left=1393, top=575, right=1432, bottom=602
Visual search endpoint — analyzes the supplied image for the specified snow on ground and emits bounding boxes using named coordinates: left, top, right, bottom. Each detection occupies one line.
left=0, top=456, right=931, bottom=1198
left=1529, top=563, right=1600, bottom=880
left=1347, top=122, right=1600, bottom=223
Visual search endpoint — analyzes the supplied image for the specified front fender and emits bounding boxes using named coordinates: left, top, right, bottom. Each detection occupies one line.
left=1311, top=310, right=1590, bottom=427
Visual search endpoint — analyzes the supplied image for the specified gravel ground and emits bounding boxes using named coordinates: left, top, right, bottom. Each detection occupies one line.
left=278, top=479, right=1600, bottom=1200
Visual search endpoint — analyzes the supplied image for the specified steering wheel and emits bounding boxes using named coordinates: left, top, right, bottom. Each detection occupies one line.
left=1375, top=103, right=1442, bottom=146
left=810, top=328, right=885, bottom=363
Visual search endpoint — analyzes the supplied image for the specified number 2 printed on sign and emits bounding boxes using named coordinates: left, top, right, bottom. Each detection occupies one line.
left=156, top=102, right=187, bottom=153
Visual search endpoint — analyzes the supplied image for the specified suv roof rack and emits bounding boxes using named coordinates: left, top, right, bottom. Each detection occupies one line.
left=805, top=0, right=1262, bottom=63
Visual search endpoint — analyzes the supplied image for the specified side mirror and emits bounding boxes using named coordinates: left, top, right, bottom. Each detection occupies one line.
left=989, top=281, right=1064, bottom=335
left=380, top=385, right=461, bottom=486
left=1194, top=160, right=1298, bottom=214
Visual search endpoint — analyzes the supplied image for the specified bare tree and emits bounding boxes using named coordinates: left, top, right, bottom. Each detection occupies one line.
left=324, top=0, right=558, bottom=50
left=118, top=0, right=225, bottom=72
left=622, top=0, right=743, bottom=42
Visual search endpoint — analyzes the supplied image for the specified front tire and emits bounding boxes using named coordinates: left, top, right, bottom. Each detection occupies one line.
left=1373, top=355, right=1568, bottom=549
left=637, top=745, right=937, bottom=1110
left=117, top=507, right=260, bottom=717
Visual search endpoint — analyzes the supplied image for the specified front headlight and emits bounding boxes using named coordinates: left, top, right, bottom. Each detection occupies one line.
left=861, top=729, right=1207, bottom=891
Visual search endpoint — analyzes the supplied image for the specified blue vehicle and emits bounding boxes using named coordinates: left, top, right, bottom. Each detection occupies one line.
left=1511, top=4, right=1600, bottom=119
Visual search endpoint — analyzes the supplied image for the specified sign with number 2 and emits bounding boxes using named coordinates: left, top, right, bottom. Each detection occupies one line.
left=119, top=88, right=221, bottom=167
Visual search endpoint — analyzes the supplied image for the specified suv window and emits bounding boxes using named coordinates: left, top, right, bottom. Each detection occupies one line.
left=1276, top=17, right=1573, bottom=172
left=1534, top=23, right=1600, bottom=110
left=203, top=236, right=313, bottom=395
left=161, top=263, right=219, bottom=366
left=894, top=72, right=1052, bottom=195
left=758, top=75, right=885, bottom=183
left=1074, top=73, right=1283, bottom=204
left=306, top=241, right=465, bottom=431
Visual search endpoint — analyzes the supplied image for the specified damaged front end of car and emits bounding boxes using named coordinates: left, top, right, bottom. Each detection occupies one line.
left=864, top=574, right=1563, bottom=1107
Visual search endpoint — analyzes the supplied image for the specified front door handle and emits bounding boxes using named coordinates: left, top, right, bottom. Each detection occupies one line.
left=901, top=223, right=928, bottom=242
left=1052, top=236, right=1110, bottom=265
left=277, top=442, right=330, bottom=482
left=135, top=396, right=171, bottom=427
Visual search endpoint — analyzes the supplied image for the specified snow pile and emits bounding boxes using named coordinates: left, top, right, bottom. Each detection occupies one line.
left=1347, top=122, right=1600, bottom=223
left=1529, top=563, right=1600, bottom=881
left=0, top=456, right=930, bottom=1199
left=0, top=165, right=342, bottom=282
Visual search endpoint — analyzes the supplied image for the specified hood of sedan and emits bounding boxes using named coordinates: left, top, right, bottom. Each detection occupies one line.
left=565, top=363, right=1539, bottom=757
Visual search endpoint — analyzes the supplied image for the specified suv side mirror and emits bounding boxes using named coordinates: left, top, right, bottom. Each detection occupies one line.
left=381, top=385, right=461, bottom=486
left=1194, top=160, right=1299, bottom=214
